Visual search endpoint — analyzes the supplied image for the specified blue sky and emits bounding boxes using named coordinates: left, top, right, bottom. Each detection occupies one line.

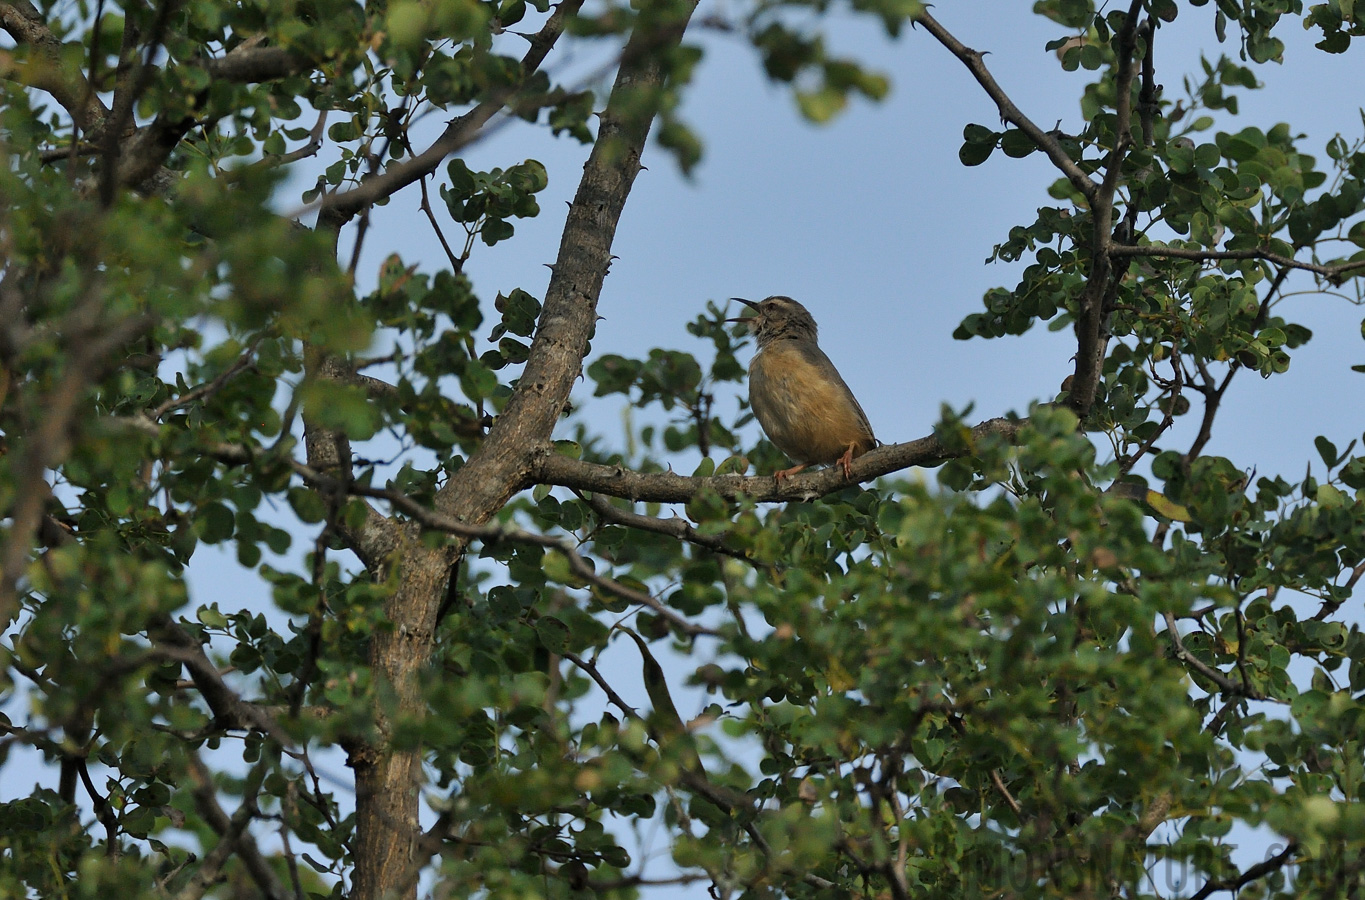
left=387, top=4, right=1365, bottom=480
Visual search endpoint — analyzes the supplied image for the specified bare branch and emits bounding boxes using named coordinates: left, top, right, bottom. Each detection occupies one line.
left=150, top=336, right=263, bottom=419
left=203, top=43, right=310, bottom=83
left=536, top=416, right=1026, bottom=504
left=100, top=0, right=177, bottom=202
left=349, top=483, right=720, bottom=639
left=581, top=491, right=754, bottom=563
left=186, top=752, right=290, bottom=900
left=1185, top=358, right=1237, bottom=464
left=563, top=650, right=639, bottom=719
left=149, top=617, right=296, bottom=739
left=1119, top=353, right=1182, bottom=475
left=300, top=350, right=397, bottom=568
left=1162, top=611, right=1262, bottom=699
left=172, top=759, right=271, bottom=900
left=352, top=372, right=402, bottom=401
left=988, top=769, right=1022, bottom=816
left=1068, top=1, right=1145, bottom=418
left=109, top=29, right=324, bottom=192
left=1110, top=243, right=1365, bottom=283
left=0, top=0, right=109, bottom=129
left=419, top=175, right=465, bottom=273
left=1188, top=842, right=1298, bottom=900
left=912, top=9, right=1097, bottom=202
left=117, top=411, right=719, bottom=637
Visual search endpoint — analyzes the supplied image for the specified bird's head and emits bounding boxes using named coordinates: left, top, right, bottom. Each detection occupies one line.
left=726, top=295, right=819, bottom=347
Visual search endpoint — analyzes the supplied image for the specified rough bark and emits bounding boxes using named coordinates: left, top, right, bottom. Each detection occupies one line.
left=348, top=4, right=698, bottom=896
left=349, top=532, right=449, bottom=900
left=535, top=417, right=1027, bottom=503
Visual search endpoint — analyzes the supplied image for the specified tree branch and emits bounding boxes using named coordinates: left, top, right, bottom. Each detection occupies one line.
left=1184, top=360, right=1236, bottom=464
left=1162, top=611, right=1262, bottom=699
left=1068, top=0, right=1145, bottom=418
left=0, top=0, right=109, bottom=129
left=1109, top=243, right=1365, bottom=283
left=299, top=351, right=397, bottom=569
left=581, top=491, right=754, bottom=562
left=185, top=752, right=290, bottom=900
left=172, top=759, right=271, bottom=900
left=1189, top=842, right=1298, bottom=900
left=0, top=308, right=157, bottom=622
left=322, top=478, right=719, bottom=639
left=203, top=43, right=311, bottom=83
left=149, top=616, right=296, bottom=740
left=912, top=9, right=1097, bottom=203
left=150, top=336, right=262, bottom=419
left=348, top=6, right=699, bottom=891
left=316, top=0, right=584, bottom=227
left=99, top=0, right=177, bottom=202
left=536, top=417, right=1025, bottom=503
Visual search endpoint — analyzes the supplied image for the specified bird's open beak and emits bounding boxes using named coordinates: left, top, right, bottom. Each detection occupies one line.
left=724, top=297, right=760, bottom=323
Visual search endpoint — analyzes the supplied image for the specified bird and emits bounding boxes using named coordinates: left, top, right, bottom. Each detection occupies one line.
left=727, top=295, right=877, bottom=482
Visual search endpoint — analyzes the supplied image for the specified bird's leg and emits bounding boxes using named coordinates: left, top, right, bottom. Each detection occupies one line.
left=774, top=463, right=809, bottom=483
left=837, top=445, right=857, bottom=480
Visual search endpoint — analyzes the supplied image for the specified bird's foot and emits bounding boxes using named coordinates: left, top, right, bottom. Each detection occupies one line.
left=838, top=447, right=856, bottom=480
left=774, top=463, right=809, bottom=483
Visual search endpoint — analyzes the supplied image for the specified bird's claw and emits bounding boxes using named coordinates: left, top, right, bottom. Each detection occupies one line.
left=838, top=448, right=856, bottom=481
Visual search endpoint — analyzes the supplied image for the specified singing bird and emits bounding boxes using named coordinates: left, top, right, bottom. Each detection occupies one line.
left=728, top=296, right=877, bottom=482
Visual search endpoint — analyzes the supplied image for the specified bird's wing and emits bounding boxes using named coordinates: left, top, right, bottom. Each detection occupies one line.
left=794, top=342, right=877, bottom=445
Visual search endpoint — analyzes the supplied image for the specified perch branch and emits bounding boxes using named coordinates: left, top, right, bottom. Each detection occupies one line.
left=536, top=417, right=1026, bottom=504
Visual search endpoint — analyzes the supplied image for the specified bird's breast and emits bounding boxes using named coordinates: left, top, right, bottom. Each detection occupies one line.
left=749, top=342, right=875, bottom=465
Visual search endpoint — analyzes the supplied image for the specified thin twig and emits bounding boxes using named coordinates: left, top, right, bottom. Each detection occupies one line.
left=989, top=768, right=1023, bottom=815
left=1205, top=695, right=1241, bottom=739
left=418, top=175, right=464, bottom=272
left=1185, top=360, right=1237, bottom=463
left=258, top=108, right=328, bottom=170
left=563, top=650, right=639, bottom=718
left=1162, top=611, right=1261, bottom=699
left=1188, top=841, right=1297, bottom=900
left=580, top=491, right=755, bottom=563
left=1109, top=244, right=1365, bottom=283
left=1118, top=351, right=1182, bottom=475
left=150, top=336, right=263, bottom=419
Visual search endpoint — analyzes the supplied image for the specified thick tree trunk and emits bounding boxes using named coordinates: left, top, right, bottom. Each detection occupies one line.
left=351, top=536, right=447, bottom=900
left=347, top=4, right=698, bottom=898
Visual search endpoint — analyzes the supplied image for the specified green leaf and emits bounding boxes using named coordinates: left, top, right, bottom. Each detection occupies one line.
left=535, top=616, right=570, bottom=653
left=288, top=487, right=328, bottom=524
left=1315, top=435, right=1340, bottom=468
left=796, top=86, right=846, bottom=123
left=196, top=501, right=235, bottom=543
left=197, top=606, right=229, bottom=629
left=960, top=124, right=999, bottom=166
left=999, top=129, right=1037, bottom=158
